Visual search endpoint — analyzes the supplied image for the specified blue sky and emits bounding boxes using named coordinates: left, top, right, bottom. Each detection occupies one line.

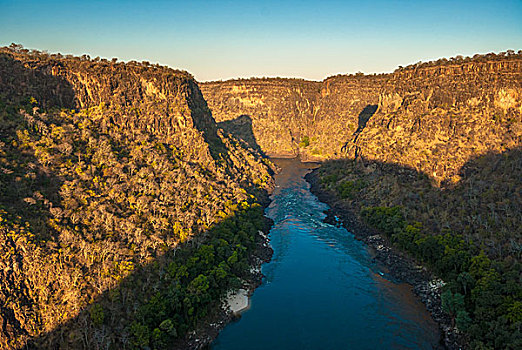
left=1, top=0, right=521, bottom=81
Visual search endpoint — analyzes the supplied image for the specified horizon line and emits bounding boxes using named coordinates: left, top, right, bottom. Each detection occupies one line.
left=3, top=42, right=521, bottom=83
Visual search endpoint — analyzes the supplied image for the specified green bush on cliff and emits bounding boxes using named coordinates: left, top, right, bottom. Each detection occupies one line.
left=299, top=135, right=310, bottom=148
left=336, top=179, right=366, bottom=199
left=89, top=304, right=105, bottom=327
left=441, top=290, right=468, bottom=328
left=320, top=173, right=339, bottom=185
left=360, top=206, right=405, bottom=235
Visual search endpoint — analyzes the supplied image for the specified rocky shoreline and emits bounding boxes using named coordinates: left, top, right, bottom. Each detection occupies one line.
left=175, top=226, right=274, bottom=350
left=305, top=170, right=465, bottom=350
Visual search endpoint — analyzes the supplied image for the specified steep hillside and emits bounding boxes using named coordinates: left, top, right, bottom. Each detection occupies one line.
left=0, top=45, right=274, bottom=349
left=350, top=56, right=522, bottom=184
left=312, top=149, right=521, bottom=349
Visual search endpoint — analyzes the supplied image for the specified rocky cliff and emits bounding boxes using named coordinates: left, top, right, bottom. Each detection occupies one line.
left=201, top=53, right=522, bottom=184
left=201, top=75, right=387, bottom=161
left=351, top=57, right=522, bottom=185
left=201, top=78, right=322, bottom=158
left=0, top=46, right=274, bottom=349
left=1, top=47, right=222, bottom=164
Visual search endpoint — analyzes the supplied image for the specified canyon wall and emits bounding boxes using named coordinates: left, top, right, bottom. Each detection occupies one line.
left=201, top=75, right=386, bottom=161
left=353, top=58, right=522, bottom=185
left=201, top=78, right=321, bottom=157
left=0, top=46, right=273, bottom=349
left=201, top=54, right=522, bottom=184
left=1, top=48, right=219, bottom=164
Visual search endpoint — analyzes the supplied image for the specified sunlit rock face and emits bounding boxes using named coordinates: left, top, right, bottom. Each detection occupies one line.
left=201, top=78, right=322, bottom=158
left=202, top=54, right=522, bottom=183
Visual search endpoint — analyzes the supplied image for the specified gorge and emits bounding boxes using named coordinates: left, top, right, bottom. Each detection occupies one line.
left=0, top=45, right=520, bottom=349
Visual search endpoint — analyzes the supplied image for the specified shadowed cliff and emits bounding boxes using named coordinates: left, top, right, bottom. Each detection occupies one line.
left=217, top=115, right=265, bottom=155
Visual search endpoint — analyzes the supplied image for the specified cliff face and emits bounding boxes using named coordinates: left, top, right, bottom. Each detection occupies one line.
left=308, top=75, right=387, bottom=160
left=0, top=47, right=274, bottom=349
left=201, top=55, right=522, bottom=183
left=201, top=79, right=322, bottom=158
left=201, top=75, right=386, bottom=161
left=350, top=58, right=522, bottom=184
left=1, top=50, right=221, bottom=164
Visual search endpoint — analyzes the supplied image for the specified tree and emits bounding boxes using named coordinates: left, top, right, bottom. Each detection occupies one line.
left=456, top=310, right=472, bottom=331
left=456, top=271, right=475, bottom=295
left=442, top=290, right=466, bottom=327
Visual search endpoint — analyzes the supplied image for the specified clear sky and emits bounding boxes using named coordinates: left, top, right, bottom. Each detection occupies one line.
left=1, top=0, right=521, bottom=81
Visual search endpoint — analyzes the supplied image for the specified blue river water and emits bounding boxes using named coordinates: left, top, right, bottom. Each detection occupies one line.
left=212, top=158, right=440, bottom=350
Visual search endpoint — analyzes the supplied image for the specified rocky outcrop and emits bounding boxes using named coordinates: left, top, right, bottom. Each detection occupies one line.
left=0, top=48, right=223, bottom=165
left=350, top=56, right=522, bottom=185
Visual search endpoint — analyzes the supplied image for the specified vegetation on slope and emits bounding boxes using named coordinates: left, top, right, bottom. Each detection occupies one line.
left=317, top=155, right=521, bottom=349
left=0, top=46, right=274, bottom=349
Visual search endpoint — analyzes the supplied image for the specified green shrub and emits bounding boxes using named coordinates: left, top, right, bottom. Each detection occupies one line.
left=360, top=206, right=405, bottom=235
left=89, top=304, right=105, bottom=327
left=336, top=179, right=366, bottom=199
left=299, top=136, right=310, bottom=148
left=130, top=321, right=150, bottom=347
left=320, top=173, right=338, bottom=184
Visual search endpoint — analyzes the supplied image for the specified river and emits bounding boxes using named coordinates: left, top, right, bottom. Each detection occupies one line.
left=211, top=158, right=441, bottom=350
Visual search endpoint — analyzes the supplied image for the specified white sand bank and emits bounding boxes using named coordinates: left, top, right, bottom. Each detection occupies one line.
left=225, top=289, right=250, bottom=314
